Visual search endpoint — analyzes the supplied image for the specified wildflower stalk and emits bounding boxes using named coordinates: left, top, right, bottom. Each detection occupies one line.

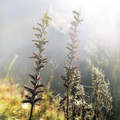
left=61, top=10, right=82, bottom=120
left=92, top=66, right=112, bottom=120
left=22, top=12, right=51, bottom=120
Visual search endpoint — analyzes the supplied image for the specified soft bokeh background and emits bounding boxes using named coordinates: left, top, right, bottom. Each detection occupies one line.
left=0, top=0, right=120, bottom=92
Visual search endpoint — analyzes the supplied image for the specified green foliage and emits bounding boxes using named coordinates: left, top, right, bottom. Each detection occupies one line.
left=112, top=57, right=120, bottom=119
left=85, top=37, right=120, bottom=119
left=85, top=41, right=109, bottom=68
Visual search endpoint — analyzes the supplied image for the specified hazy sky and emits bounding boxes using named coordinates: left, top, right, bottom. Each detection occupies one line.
left=0, top=0, right=120, bottom=65
left=0, top=0, right=120, bottom=93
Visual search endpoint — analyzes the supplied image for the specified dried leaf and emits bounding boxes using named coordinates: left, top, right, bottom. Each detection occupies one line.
left=24, top=86, right=34, bottom=94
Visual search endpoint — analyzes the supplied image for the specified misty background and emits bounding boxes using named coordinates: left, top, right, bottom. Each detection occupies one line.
left=0, top=0, right=120, bottom=94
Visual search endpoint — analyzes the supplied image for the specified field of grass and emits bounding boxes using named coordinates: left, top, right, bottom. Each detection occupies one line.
left=0, top=78, right=65, bottom=120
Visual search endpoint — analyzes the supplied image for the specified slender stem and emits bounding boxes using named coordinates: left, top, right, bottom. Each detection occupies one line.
left=72, top=96, right=75, bottom=120
left=29, top=104, right=34, bottom=120
left=67, top=83, right=69, bottom=120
